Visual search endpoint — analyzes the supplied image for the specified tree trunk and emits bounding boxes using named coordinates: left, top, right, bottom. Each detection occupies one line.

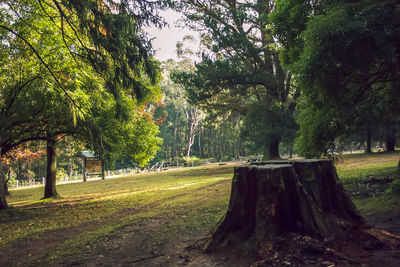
left=67, top=158, right=73, bottom=177
left=205, top=160, right=365, bottom=252
left=172, top=112, right=179, bottom=161
left=101, top=160, right=105, bottom=180
left=185, top=108, right=199, bottom=158
left=186, top=137, right=194, bottom=158
left=0, top=161, right=8, bottom=210
left=386, top=132, right=395, bottom=152
left=17, top=158, right=22, bottom=181
left=262, top=138, right=280, bottom=160
left=198, top=128, right=203, bottom=158
left=365, top=128, right=372, bottom=153
left=218, top=129, right=222, bottom=160
left=208, top=128, right=212, bottom=158
left=44, top=136, right=58, bottom=198
left=1, top=165, right=9, bottom=195
left=185, top=124, right=192, bottom=158
left=83, top=158, right=87, bottom=182
left=397, top=159, right=400, bottom=177
left=4, top=177, right=9, bottom=195
left=210, top=129, right=214, bottom=159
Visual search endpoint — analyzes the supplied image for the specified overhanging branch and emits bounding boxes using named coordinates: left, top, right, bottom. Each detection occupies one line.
left=0, top=24, right=84, bottom=117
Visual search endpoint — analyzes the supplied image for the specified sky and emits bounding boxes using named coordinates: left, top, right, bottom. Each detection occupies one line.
left=145, top=9, right=199, bottom=61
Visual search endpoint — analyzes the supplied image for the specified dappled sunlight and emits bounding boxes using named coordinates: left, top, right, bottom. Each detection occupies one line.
left=164, top=177, right=228, bottom=190
left=10, top=193, right=105, bottom=208
left=336, top=151, right=400, bottom=170
left=6, top=165, right=235, bottom=207
left=94, top=177, right=230, bottom=201
left=0, top=166, right=235, bottom=248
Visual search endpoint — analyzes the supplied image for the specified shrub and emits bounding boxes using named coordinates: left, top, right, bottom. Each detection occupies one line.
left=182, top=156, right=203, bottom=166
left=56, top=168, right=67, bottom=181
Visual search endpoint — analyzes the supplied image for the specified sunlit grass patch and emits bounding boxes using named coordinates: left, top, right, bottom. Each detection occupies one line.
left=335, top=152, right=400, bottom=219
left=336, top=151, right=399, bottom=181
left=23, top=176, right=232, bottom=266
left=0, top=165, right=235, bottom=248
left=337, top=151, right=399, bottom=168
left=337, top=162, right=397, bottom=180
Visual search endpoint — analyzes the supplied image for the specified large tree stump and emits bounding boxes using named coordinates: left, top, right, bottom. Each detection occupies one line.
left=205, top=160, right=364, bottom=251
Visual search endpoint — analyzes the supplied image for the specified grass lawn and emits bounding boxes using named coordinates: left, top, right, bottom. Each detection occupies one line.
left=0, top=164, right=235, bottom=266
left=1, top=152, right=399, bottom=266
left=336, top=151, right=399, bottom=181
left=336, top=151, right=400, bottom=218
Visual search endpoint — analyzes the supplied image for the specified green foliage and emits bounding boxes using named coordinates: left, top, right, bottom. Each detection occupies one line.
left=272, top=0, right=400, bottom=156
left=294, top=97, right=338, bottom=158
left=56, top=168, right=67, bottom=182
left=182, top=156, right=203, bottom=166
left=270, top=0, right=313, bottom=69
left=242, top=99, right=297, bottom=156
left=0, top=0, right=163, bottom=164
left=174, top=0, right=299, bottom=159
left=123, top=114, right=162, bottom=166
left=387, top=179, right=400, bottom=195
left=297, top=1, right=399, bottom=102
left=0, top=0, right=165, bottom=203
left=387, top=160, right=400, bottom=195
left=154, top=59, right=206, bottom=160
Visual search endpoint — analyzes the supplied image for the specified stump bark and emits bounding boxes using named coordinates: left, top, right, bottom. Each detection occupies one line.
left=205, top=160, right=364, bottom=251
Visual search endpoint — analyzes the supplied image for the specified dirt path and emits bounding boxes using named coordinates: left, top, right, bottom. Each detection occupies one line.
left=55, top=215, right=208, bottom=267
left=58, top=210, right=400, bottom=267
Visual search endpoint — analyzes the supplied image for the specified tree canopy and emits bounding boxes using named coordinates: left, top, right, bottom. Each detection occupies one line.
left=174, top=0, right=298, bottom=159
left=271, top=0, right=400, bottom=156
left=0, top=0, right=164, bottom=203
left=0, top=0, right=164, bottom=155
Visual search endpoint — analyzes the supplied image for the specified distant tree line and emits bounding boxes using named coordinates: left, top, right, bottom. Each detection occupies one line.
left=154, top=0, right=399, bottom=163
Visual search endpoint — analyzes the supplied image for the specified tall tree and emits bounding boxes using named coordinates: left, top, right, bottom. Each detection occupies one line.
left=175, top=0, right=298, bottom=159
left=157, top=58, right=204, bottom=160
left=271, top=0, right=400, bottom=156
left=0, top=0, right=163, bottom=205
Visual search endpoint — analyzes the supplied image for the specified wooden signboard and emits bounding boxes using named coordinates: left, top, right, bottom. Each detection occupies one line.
left=80, top=150, right=105, bottom=181
left=86, top=159, right=102, bottom=173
